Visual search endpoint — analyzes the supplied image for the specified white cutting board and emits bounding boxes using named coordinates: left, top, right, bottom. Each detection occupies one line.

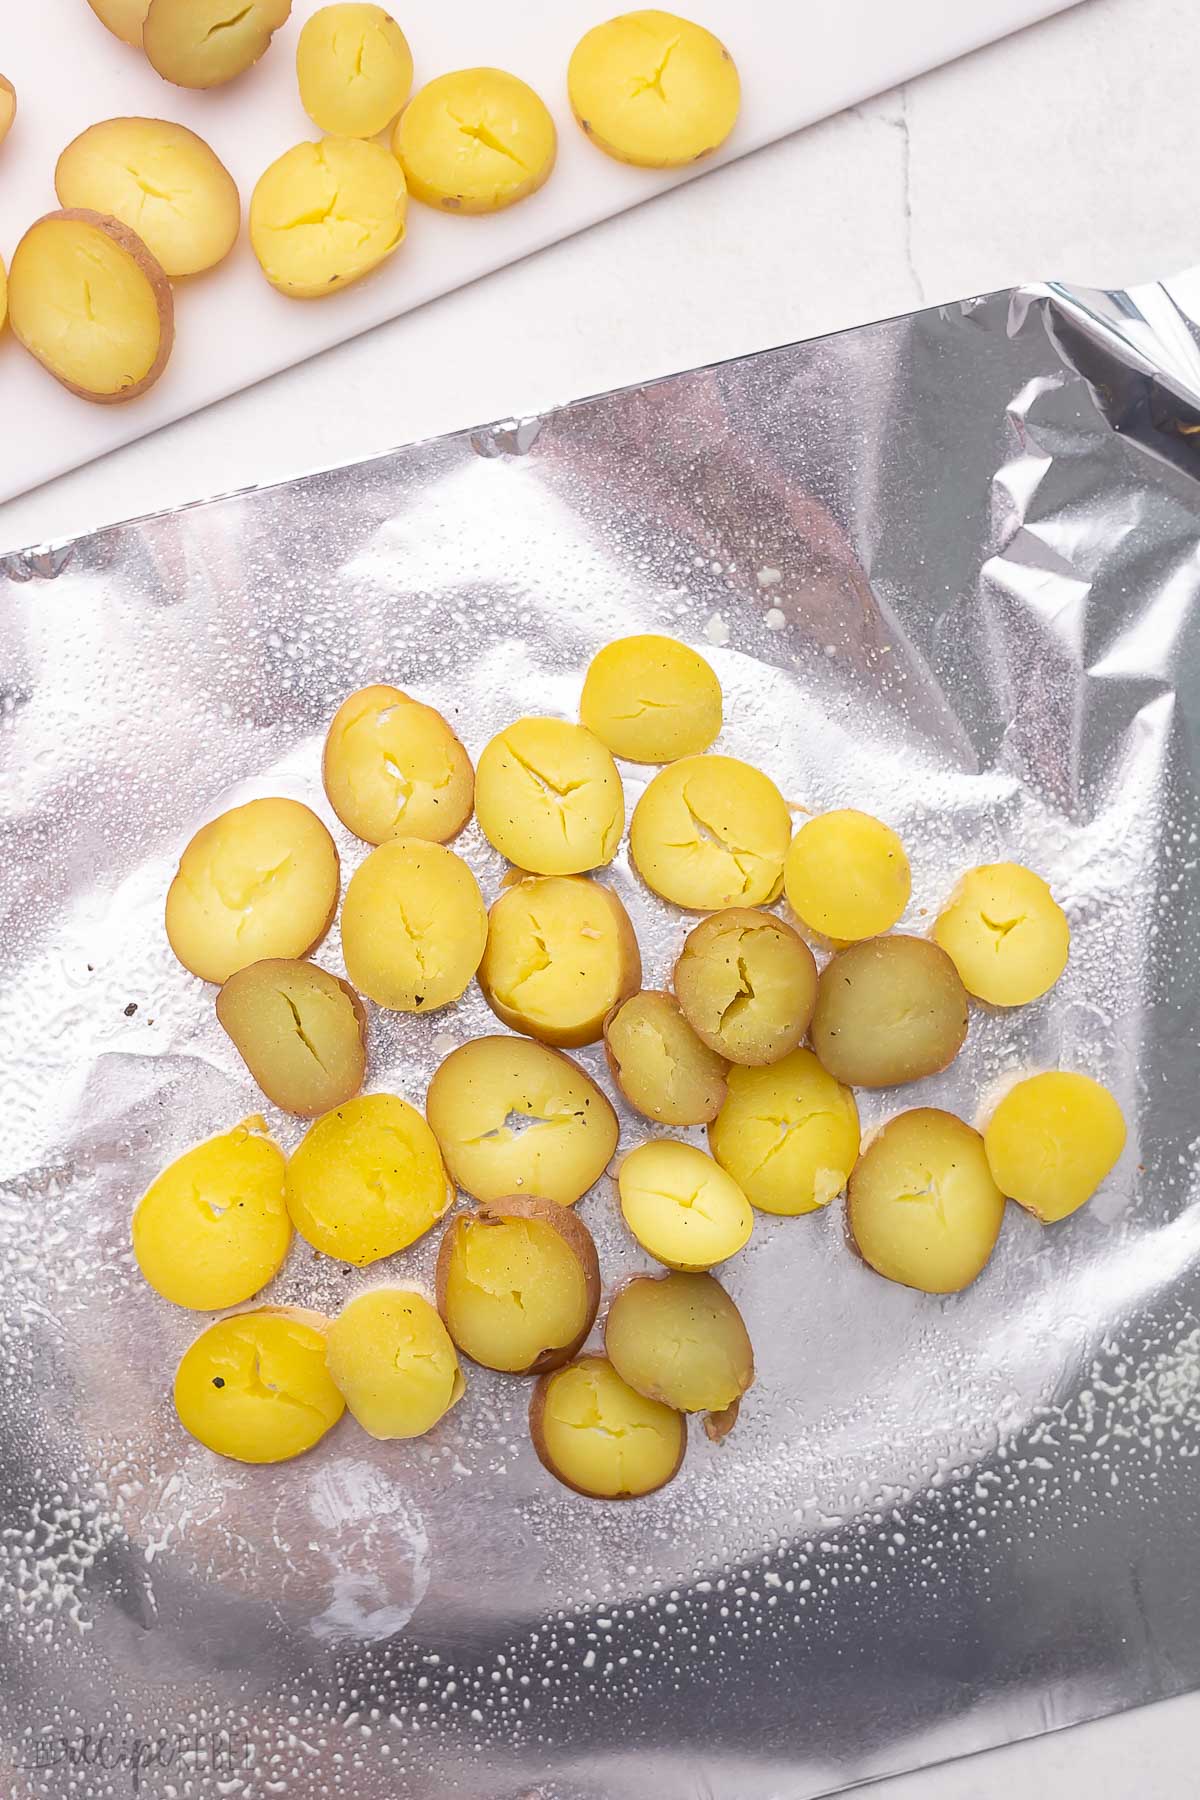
left=0, top=0, right=1082, bottom=504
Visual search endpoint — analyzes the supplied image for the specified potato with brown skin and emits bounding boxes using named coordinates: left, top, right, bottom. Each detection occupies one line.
left=530, top=1356, right=685, bottom=1500
left=85, top=0, right=151, bottom=45
left=436, top=1198, right=600, bottom=1375
left=604, top=990, right=728, bottom=1126
left=0, top=76, right=15, bottom=146
left=673, top=907, right=817, bottom=1066
left=479, top=875, right=641, bottom=1048
left=605, top=1271, right=753, bottom=1440
left=216, top=960, right=366, bottom=1117
left=810, top=935, right=968, bottom=1088
left=143, top=0, right=291, bottom=88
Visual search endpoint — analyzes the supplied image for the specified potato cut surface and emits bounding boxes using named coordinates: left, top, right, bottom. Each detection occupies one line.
left=630, top=755, right=789, bottom=909
left=322, top=684, right=473, bottom=844
left=0, top=75, right=15, bottom=145
left=618, top=1138, right=752, bottom=1269
left=86, top=0, right=152, bottom=46
left=341, top=836, right=486, bottom=1012
left=144, top=0, right=292, bottom=87
left=530, top=1355, right=685, bottom=1499
left=394, top=68, right=556, bottom=212
left=250, top=137, right=407, bottom=297
left=580, top=634, right=721, bottom=762
left=175, top=1307, right=344, bottom=1462
left=56, top=118, right=239, bottom=277
left=674, top=907, right=816, bottom=1065
left=604, top=989, right=728, bottom=1125
left=810, top=935, right=969, bottom=1088
left=605, top=1271, right=753, bottom=1414
left=286, top=1093, right=453, bottom=1263
left=849, top=1108, right=1005, bottom=1293
left=568, top=9, right=740, bottom=168
left=475, top=718, right=624, bottom=874
left=216, top=959, right=366, bottom=1116
left=984, top=1071, right=1126, bottom=1222
left=479, top=875, right=641, bottom=1047
left=325, top=1289, right=464, bottom=1439
left=784, top=809, right=911, bottom=943
left=298, top=5, right=413, bottom=137
left=709, top=1047, right=860, bottom=1216
left=933, top=862, right=1070, bottom=1006
left=437, top=1198, right=600, bottom=1374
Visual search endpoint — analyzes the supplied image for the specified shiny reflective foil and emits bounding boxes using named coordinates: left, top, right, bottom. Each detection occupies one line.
left=3, top=275, right=1200, bottom=1800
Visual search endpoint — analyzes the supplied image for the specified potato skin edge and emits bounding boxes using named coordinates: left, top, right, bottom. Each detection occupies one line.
left=528, top=1356, right=687, bottom=1500
left=602, top=989, right=728, bottom=1125
left=215, top=959, right=368, bottom=1117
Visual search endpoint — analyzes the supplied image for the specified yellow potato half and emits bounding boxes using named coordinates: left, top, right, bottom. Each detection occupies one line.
left=475, top=718, right=624, bottom=875
left=568, top=9, right=740, bottom=168
left=325, top=1290, right=464, bottom=1439
left=216, top=959, right=367, bottom=1116
left=580, top=634, right=722, bottom=762
left=784, top=809, right=911, bottom=944
left=393, top=68, right=556, bottom=213
left=55, top=118, right=240, bottom=278
left=605, top=1271, right=753, bottom=1420
left=132, top=1118, right=291, bottom=1310
left=933, top=862, right=1070, bottom=1006
left=604, top=989, right=728, bottom=1126
left=8, top=210, right=173, bottom=403
left=250, top=137, right=407, bottom=298
left=479, top=875, right=641, bottom=1047
left=86, top=0, right=151, bottom=46
left=708, top=1047, right=860, bottom=1217
left=297, top=5, right=413, bottom=137
left=673, top=907, right=817, bottom=1066
left=286, top=1092, right=453, bottom=1264
left=165, top=797, right=339, bottom=984
left=618, top=1138, right=752, bottom=1270
left=630, top=755, right=790, bottom=910
left=174, top=1306, right=344, bottom=1463
left=0, top=256, right=6, bottom=335
left=425, top=1035, right=618, bottom=1207
left=530, top=1356, right=685, bottom=1500
left=144, top=0, right=292, bottom=88
left=848, top=1108, right=1005, bottom=1294
left=437, top=1197, right=601, bottom=1375
left=322, top=683, right=473, bottom=845
left=340, top=836, right=486, bottom=1012
left=810, top=935, right=969, bottom=1089
left=0, top=75, right=15, bottom=146
left=984, top=1071, right=1127, bottom=1223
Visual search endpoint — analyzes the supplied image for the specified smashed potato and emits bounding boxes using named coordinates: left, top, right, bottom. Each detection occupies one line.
left=0, top=75, right=14, bottom=146
left=618, top=1139, right=752, bottom=1270
left=984, top=1071, right=1126, bottom=1223
left=530, top=1355, right=685, bottom=1499
left=85, top=0, right=151, bottom=45
left=933, top=862, right=1070, bottom=1006
left=132, top=1118, right=291, bottom=1310
left=286, top=1092, right=453, bottom=1263
left=784, top=809, right=911, bottom=944
left=479, top=875, right=641, bottom=1047
left=250, top=137, right=407, bottom=297
left=475, top=718, right=624, bottom=875
left=340, top=836, right=486, bottom=1012
left=810, top=935, right=969, bottom=1088
left=604, top=989, right=727, bottom=1125
left=630, top=754, right=790, bottom=910
left=55, top=118, right=239, bottom=278
left=174, top=1306, right=344, bottom=1463
left=8, top=210, right=173, bottom=404
left=437, top=1197, right=600, bottom=1375
left=709, top=1047, right=860, bottom=1216
left=673, top=907, right=817, bottom=1066
left=580, top=634, right=722, bottom=762
left=322, top=684, right=473, bottom=845
left=297, top=4, right=413, bottom=137
left=216, top=959, right=366, bottom=1116
left=425, top=1035, right=618, bottom=1207
left=605, top=1271, right=753, bottom=1430
left=143, top=0, right=292, bottom=87
left=849, top=1108, right=1005, bottom=1293
left=325, top=1289, right=464, bottom=1439
left=568, top=9, right=740, bottom=168
left=165, top=797, right=339, bottom=984
left=393, top=68, right=556, bottom=213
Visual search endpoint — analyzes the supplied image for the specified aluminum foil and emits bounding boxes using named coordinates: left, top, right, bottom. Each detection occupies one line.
left=2, top=271, right=1200, bottom=1800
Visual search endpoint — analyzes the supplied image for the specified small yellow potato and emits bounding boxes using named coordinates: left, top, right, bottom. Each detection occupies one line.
left=580, top=634, right=722, bottom=763
left=436, top=1197, right=601, bottom=1375
left=984, top=1071, right=1126, bottom=1223
left=55, top=119, right=239, bottom=279
left=605, top=1271, right=753, bottom=1427
left=250, top=137, right=407, bottom=298
left=144, top=0, right=292, bottom=88
left=604, top=989, right=727, bottom=1126
left=568, top=9, right=740, bottom=169
left=322, top=684, right=473, bottom=846
left=425, top=1035, right=618, bottom=1207
left=286, top=1092, right=453, bottom=1263
left=132, top=1118, right=291, bottom=1310
left=0, top=257, right=6, bottom=335
left=849, top=1108, right=1005, bottom=1293
left=393, top=68, right=556, bottom=214
left=0, top=75, right=15, bottom=146
left=708, top=1047, right=860, bottom=1216
left=479, top=875, right=641, bottom=1048
left=216, top=959, right=366, bottom=1117
left=530, top=1355, right=685, bottom=1500
left=325, top=1289, right=464, bottom=1440
left=340, top=836, right=486, bottom=1012
left=630, top=754, right=790, bottom=910
left=673, top=907, right=817, bottom=1066
left=298, top=4, right=413, bottom=137
left=810, top=935, right=969, bottom=1089
left=8, top=210, right=173, bottom=404
left=85, top=0, right=151, bottom=46
left=618, top=1138, right=752, bottom=1270
left=174, top=1306, right=344, bottom=1464
left=165, top=797, right=339, bottom=985
left=475, top=718, right=624, bottom=876
left=784, top=809, right=911, bottom=944
left=933, top=862, right=1070, bottom=1006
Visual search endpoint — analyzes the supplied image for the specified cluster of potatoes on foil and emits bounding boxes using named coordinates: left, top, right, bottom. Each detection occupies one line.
left=137, top=633, right=1127, bottom=1501
left=0, top=5, right=738, bottom=403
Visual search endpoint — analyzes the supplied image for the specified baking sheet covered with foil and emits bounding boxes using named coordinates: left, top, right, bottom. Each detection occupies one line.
left=2, top=271, right=1200, bottom=1800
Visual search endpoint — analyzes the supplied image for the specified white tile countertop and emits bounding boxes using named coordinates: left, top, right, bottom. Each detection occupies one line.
left=3, top=0, right=1199, bottom=1793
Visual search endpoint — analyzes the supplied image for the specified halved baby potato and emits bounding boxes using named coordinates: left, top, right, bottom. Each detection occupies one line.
left=297, top=4, right=414, bottom=137
left=933, top=862, right=1070, bottom=1006
left=85, top=0, right=151, bottom=46
left=618, top=1138, right=752, bottom=1270
left=425, top=1035, right=618, bottom=1207
left=475, top=718, right=624, bottom=875
left=0, top=75, right=15, bottom=145
left=708, top=1047, right=860, bottom=1216
left=568, top=9, right=740, bottom=168
left=340, top=836, right=486, bottom=1012
left=580, top=634, right=722, bottom=762
left=848, top=1107, right=1005, bottom=1293
left=784, top=809, right=911, bottom=944
left=250, top=137, right=407, bottom=297
left=322, top=684, right=473, bottom=845
left=286, top=1092, right=453, bottom=1264
left=216, top=959, right=367, bottom=1116
left=984, top=1070, right=1126, bottom=1223
left=143, top=0, right=292, bottom=87
left=174, top=1305, right=344, bottom=1463
left=437, top=1197, right=600, bottom=1375
left=530, top=1355, right=685, bottom=1500
left=605, top=1271, right=753, bottom=1436
left=673, top=907, right=817, bottom=1065
left=325, top=1289, right=464, bottom=1439
left=55, top=118, right=240, bottom=278
left=630, top=754, right=790, bottom=910
left=604, top=989, right=728, bottom=1126
left=393, top=68, right=556, bottom=213
left=479, top=875, right=641, bottom=1047
left=810, top=935, right=968, bottom=1088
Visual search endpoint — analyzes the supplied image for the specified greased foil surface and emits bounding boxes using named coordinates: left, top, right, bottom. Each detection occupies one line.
left=2, top=274, right=1200, bottom=1800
